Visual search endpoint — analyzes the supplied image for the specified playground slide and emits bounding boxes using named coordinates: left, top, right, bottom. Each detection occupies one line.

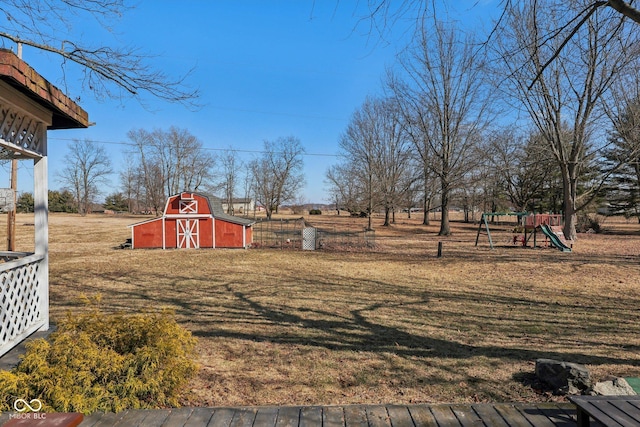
left=539, top=225, right=572, bottom=252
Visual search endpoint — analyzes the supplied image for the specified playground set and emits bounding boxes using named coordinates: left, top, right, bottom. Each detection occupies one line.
left=475, top=212, right=572, bottom=252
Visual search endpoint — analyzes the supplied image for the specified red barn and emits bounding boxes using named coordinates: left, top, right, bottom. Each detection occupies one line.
left=129, top=192, right=254, bottom=249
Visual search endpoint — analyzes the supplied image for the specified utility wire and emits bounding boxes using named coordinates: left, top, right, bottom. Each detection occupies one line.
left=48, top=137, right=339, bottom=158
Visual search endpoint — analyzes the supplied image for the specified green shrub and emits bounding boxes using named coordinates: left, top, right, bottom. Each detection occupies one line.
left=309, top=209, right=322, bottom=215
left=0, top=306, right=197, bottom=414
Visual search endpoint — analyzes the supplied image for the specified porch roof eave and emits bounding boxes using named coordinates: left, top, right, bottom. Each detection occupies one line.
left=0, top=48, right=89, bottom=130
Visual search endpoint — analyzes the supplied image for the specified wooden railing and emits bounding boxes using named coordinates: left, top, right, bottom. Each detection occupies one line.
left=0, top=253, right=46, bottom=357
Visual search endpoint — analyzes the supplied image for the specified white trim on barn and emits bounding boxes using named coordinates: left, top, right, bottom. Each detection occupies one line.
left=128, top=193, right=255, bottom=250
left=212, top=217, right=216, bottom=249
left=162, top=217, right=166, bottom=249
left=177, top=218, right=199, bottom=249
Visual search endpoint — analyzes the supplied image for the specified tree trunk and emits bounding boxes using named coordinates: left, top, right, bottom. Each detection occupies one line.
left=383, top=206, right=391, bottom=226
left=367, top=173, right=374, bottom=230
left=561, top=169, right=578, bottom=241
left=439, top=178, right=451, bottom=236
left=422, top=181, right=430, bottom=226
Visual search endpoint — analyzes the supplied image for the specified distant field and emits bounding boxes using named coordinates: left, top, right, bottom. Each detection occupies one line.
left=4, top=211, right=640, bottom=406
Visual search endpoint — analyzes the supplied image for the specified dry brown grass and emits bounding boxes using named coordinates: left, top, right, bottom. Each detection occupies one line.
left=5, top=211, right=640, bottom=406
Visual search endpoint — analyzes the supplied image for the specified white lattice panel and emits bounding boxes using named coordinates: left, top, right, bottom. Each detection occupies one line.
left=302, top=227, right=317, bottom=250
left=0, top=102, right=45, bottom=159
left=0, top=257, right=44, bottom=356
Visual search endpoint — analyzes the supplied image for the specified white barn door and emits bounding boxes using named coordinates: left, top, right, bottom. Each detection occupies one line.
left=177, top=219, right=199, bottom=249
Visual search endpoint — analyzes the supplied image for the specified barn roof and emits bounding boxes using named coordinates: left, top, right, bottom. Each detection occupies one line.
left=127, top=193, right=255, bottom=228
left=0, top=49, right=89, bottom=129
left=208, top=195, right=255, bottom=226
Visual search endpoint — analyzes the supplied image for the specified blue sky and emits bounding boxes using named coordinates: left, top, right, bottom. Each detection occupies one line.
left=3, top=1, right=499, bottom=204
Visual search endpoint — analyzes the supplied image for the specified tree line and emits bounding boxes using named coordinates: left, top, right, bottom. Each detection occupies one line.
left=7, top=1, right=640, bottom=242
left=43, top=128, right=304, bottom=220
left=327, top=0, right=640, bottom=240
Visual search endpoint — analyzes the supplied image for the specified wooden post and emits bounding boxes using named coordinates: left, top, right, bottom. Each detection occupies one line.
left=34, top=134, right=49, bottom=331
left=437, top=241, right=443, bottom=257
left=7, top=158, right=17, bottom=251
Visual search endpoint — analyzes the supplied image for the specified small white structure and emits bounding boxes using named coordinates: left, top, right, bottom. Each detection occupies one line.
left=221, top=198, right=255, bottom=215
left=0, top=49, right=89, bottom=356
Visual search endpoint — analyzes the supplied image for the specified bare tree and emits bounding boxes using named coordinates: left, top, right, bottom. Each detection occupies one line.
left=58, top=139, right=112, bottom=215
left=127, top=127, right=215, bottom=215
left=325, top=163, right=366, bottom=216
left=156, top=127, right=213, bottom=195
left=355, top=1, right=640, bottom=93
left=0, top=1, right=198, bottom=105
left=356, top=1, right=640, bottom=43
left=370, top=98, right=412, bottom=226
left=220, top=148, right=241, bottom=214
left=390, top=20, right=493, bottom=235
left=487, top=129, right=556, bottom=212
left=127, top=128, right=164, bottom=215
left=338, top=97, right=384, bottom=230
left=388, top=73, right=436, bottom=226
left=250, top=136, right=305, bottom=220
left=119, top=155, right=145, bottom=213
left=495, top=1, right=638, bottom=240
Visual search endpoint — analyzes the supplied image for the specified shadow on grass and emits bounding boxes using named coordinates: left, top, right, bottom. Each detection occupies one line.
left=49, top=254, right=640, bottom=370
left=182, top=280, right=638, bottom=368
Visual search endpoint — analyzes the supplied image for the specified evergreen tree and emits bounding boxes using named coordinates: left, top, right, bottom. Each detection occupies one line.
left=603, top=96, right=640, bottom=221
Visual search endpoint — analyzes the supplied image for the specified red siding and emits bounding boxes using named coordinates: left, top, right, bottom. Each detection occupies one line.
left=199, top=218, right=214, bottom=247
left=132, top=219, right=164, bottom=249
left=164, top=218, right=177, bottom=248
left=245, top=226, right=252, bottom=246
left=165, top=193, right=211, bottom=215
left=130, top=192, right=251, bottom=249
left=215, top=220, right=245, bottom=248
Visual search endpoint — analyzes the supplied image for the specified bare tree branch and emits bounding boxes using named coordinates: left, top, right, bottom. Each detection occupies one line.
left=0, top=1, right=199, bottom=107
left=607, top=0, right=640, bottom=23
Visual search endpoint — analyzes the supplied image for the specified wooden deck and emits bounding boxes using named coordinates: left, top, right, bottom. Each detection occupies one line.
left=0, top=402, right=593, bottom=426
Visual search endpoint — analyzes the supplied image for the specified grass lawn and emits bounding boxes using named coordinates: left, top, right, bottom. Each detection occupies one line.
left=6, top=211, right=640, bottom=406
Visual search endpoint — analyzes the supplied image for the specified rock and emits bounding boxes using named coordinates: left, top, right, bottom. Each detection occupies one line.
left=589, top=377, right=637, bottom=396
left=535, top=358, right=591, bottom=395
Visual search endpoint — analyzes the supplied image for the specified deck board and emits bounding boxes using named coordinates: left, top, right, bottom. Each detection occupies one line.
left=364, top=406, right=391, bottom=427
left=275, top=406, right=301, bottom=427
left=184, top=407, right=215, bottom=426
left=471, top=404, right=511, bottom=427
left=161, top=408, right=196, bottom=427
left=343, top=405, right=369, bottom=427
left=137, top=409, right=171, bottom=426
left=406, top=405, right=439, bottom=427
left=228, top=407, right=258, bottom=427
left=82, top=409, right=132, bottom=427
left=253, top=407, right=279, bottom=427
left=0, top=402, right=580, bottom=427
left=495, top=404, right=541, bottom=427
left=299, top=407, right=323, bottom=427
left=515, top=404, right=559, bottom=427
left=385, top=405, right=414, bottom=427
left=530, top=403, right=577, bottom=427
left=429, top=404, right=461, bottom=426
left=450, top=404, right=484, bottom=426
left=323, top=406, right=346, bottom=427
left=205, top=408, right=236, bottom=427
